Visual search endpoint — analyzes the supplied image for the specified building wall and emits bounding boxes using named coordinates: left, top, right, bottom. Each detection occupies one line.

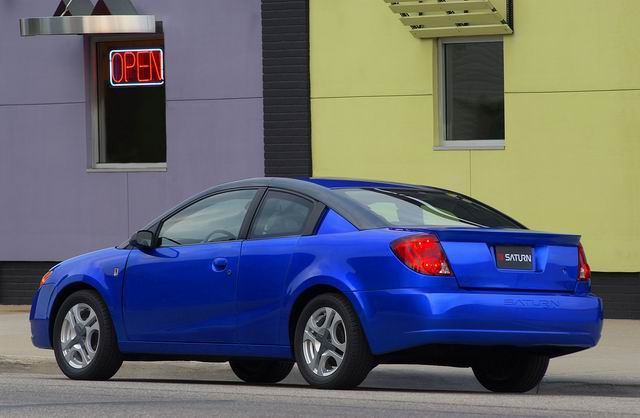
left=0, top=0, right=264, bottom=261
left=309, top=0, right=640, bottom=272
left=262, top=0, right=313, bottom=177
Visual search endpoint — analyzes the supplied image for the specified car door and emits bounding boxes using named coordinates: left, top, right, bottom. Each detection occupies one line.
left=122, top=188, right=262, bottom=343
left=236, top=190, right=322, bottom=345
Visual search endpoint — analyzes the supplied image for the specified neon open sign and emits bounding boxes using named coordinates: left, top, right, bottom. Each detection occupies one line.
left=109, top=48, right=164, bottom=87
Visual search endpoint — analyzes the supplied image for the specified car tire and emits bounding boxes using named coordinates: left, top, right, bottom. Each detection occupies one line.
left=229, top=359, right=294, bottom=384
left=52, top=290, right=123, bottom=380
left=472, top=353, right=549, bottom=393
left=294, top=293, right=374, bottom=389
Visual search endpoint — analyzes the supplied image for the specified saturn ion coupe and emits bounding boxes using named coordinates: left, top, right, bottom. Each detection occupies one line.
left=30, top=178, right=603, bottom=392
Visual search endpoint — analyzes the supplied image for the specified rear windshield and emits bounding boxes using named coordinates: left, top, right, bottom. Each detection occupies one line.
left=335, top=188, right=523, bottom=229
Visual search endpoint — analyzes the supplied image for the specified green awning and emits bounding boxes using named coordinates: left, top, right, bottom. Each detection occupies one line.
left=385, top=0, right=513, bottom=39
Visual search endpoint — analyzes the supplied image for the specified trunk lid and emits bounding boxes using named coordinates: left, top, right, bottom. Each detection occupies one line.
left=401, top=227, right=581, bottom=292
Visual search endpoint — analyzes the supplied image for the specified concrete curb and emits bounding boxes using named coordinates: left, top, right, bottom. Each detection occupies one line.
left=0, top=355, right=53, bottom=367
left=0, top=305, right=31, bottom=313
left=0, top=355, right=60, bottom=375
left=0, top=354, right=231, bottom=369
left=0, top=354, right=238, bottom=380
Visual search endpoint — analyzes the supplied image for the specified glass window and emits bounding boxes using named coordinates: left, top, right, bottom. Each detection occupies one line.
left=249, top=191, right=314, bottom=239
left=336, top=188, right=522, bottom=229
left=441, top=39, right=504, bottom=143
left=158, top=190, right=257, bottom=246
left=95, top=38, right=166, bottom=165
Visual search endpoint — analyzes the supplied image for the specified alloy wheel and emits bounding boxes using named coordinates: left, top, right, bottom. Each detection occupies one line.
left=60, top=303, right=100, bottom=369
left=302, top=307, right=347, bottom=377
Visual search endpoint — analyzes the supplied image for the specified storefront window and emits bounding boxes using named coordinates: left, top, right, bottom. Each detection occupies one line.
left=92, top=37, right=166, bottom=168
left=439, top=37, right=504, bottom=148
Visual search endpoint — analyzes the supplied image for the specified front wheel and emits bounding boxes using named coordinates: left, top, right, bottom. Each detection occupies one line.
left=229, top=359, right=294, bottom=384
left=52, top=290, right=123, bottom=380
left=294, top=293, right=374, bottom=389
left=472, top=353, right=549, bottom=393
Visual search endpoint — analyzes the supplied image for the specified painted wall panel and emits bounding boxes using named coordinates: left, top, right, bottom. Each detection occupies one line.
left=134, top=0, right=263, bottom=101
left=0, top=2, right=85, bottom=105
left=310, top=0, right=640, bottom=272
left=312, top=95, right=471, bottom=194
left=0, top=1, right=265, bottom=262
left=0, top=104, right=129, bottom=261
left=471, top=91, right=640, bottom=271
left=505, top=0, right=640, bottom=93
left=310, top=0, right=434, bottom=98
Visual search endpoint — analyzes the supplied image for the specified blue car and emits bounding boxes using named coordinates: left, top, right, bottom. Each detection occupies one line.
left=30, top=178, right=603, bottom=392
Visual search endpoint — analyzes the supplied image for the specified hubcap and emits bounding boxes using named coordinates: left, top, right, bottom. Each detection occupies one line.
left=60, top=303, right=100, bottom=369
left=302, top=307, right=346, bottom=377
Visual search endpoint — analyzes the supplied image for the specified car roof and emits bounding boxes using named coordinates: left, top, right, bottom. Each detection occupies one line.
left=299, top=177, right=425, bottom=189
left=204, top=177, right=440, bottom=191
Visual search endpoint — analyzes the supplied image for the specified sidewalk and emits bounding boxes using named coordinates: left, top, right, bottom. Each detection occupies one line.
left=1, top=311, right=639, bottom=391
left=0, top=311, right=51, bottom=359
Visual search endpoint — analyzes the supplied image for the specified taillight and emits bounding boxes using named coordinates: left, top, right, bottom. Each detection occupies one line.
left=578, top=243, right=591, bottom=281
left=391, top=234, right=452, bottom=276
left=39, top=270, right=53, bottom=287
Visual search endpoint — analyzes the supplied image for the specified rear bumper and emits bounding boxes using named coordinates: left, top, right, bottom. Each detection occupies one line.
left=352, top=288, right=603, bottom=356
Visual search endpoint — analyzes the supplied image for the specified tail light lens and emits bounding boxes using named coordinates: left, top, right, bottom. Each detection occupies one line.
left=391, top=234, right=452, bottom=276
left=39, top=270, right=53, bottom=287
left=578, top=243, right=591, bottom=281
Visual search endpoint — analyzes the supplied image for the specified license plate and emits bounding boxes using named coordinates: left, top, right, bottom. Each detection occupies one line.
left=495, top=246, right=534, bottom=270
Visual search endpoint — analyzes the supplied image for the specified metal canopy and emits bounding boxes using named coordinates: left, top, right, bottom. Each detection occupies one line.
left=385, top=0, right=513, bottom=39
left=20, top=0, right=156, bottom=37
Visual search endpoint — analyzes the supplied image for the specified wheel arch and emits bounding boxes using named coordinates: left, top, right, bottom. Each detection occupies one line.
left=286, top=284, right=371, bottom=349
left=48, top=281, right=103, bottom=347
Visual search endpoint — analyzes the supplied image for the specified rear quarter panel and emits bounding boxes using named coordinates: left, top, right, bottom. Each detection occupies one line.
left=278, top=228, right=458, bottom=345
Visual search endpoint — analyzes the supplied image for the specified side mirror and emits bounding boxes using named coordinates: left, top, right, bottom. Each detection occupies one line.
left=130, top=230, right=156, bottom=250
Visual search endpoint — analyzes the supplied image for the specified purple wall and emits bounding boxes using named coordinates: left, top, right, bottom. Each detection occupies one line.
left=0, top=0, right=264, bottom=261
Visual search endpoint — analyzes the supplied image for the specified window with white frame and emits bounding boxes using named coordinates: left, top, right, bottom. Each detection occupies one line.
left=90, top=36, right=167, bottom=169
left=439, top=37, right=505, bottom=148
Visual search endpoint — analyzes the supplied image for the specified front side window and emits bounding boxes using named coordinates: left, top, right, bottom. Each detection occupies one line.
left=158, top=189, right=258, bottom=246
left=249, top=191, right=314, bottom=239
left=440, top=38, right=504, bottom=147
left=94, top=37, right=166, bottom=167
left=336, top=188, right=522, bottom=229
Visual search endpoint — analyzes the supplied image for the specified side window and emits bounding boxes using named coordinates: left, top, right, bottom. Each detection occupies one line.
left=158, top=189, right=257, bottom=246
left=249, top=191, right=314, bottom=239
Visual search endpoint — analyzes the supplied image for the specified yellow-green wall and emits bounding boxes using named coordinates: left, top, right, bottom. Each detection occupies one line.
left=310, top=0, right=640, bottom=272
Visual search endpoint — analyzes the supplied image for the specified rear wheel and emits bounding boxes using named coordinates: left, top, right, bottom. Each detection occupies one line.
left=229, top=359, right=294, bottom=384
left=472, top=353, right=549, bottom=393
left=294, top=293, right=374, bottom=389
left=52, top=290, right=123, bottom=380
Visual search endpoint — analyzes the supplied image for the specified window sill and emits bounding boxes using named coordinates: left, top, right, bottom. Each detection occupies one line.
left=87, top=163, right=167, bottom=173
left=434, top=143, right=505, bottom=151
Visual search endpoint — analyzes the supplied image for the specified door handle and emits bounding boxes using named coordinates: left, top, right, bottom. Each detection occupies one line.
left=212, top=258, right=228, bottom=271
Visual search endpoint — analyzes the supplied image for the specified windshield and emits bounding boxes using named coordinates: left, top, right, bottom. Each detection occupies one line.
left=335, top=188, right=523, bottom=229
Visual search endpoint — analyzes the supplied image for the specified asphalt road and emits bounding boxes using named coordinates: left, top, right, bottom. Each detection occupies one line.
left=2, top=313, right=639, bottom=417
left=1, top=361, right=640, bottom=417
